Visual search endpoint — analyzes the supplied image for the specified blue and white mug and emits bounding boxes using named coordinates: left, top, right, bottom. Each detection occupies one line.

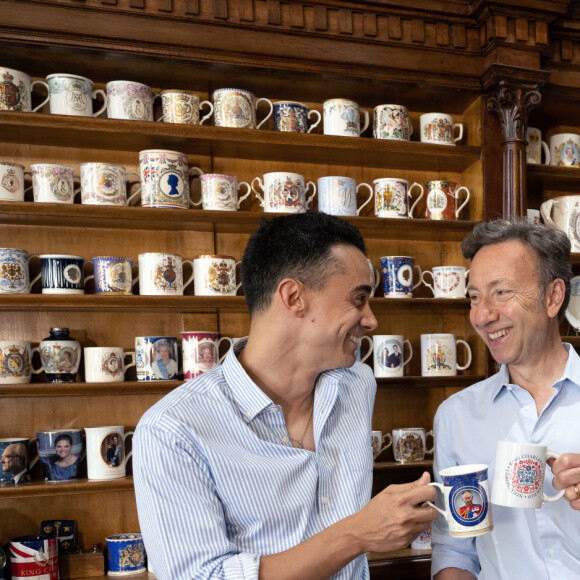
left=106, top=533, right=146, bottom=576
left=38, top=254, right=85, bottom=294
left=273, top=101, right=321, bottom=133
left=37, top=429, right=84, bottom=483
left=317, top=176, right=373, bottom=216
left=380, top=256, right=422, bottom=298
left=0, top=248, right=33, bottom=294
left=135, top=336, right=178, bottom=381
left=91, top=256, right=134, bottom=295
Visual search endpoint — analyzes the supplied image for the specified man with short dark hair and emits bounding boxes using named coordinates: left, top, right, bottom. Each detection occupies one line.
left=134, top=212, right=436, bottom=580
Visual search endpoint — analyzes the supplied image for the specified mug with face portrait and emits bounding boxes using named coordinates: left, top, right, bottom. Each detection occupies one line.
left=373, top=335, right=412, bottom=378
left=0, top=438, right=38, bottom=486
left=84, top=347, right=136, bottom=383
left=392, top=428, right=433, bottom=462
left=181, top=331, right=233, bottom=379
left=85, top=426, right=133, bottom=480
left=549, top=133, right=580, bottom=167
left=37, top=429, right=84, bottom=483
left=135, top=336, right=178, bottom=381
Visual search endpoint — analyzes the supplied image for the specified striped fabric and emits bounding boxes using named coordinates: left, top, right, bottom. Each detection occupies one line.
left=134, top=337, right=376, bottom=579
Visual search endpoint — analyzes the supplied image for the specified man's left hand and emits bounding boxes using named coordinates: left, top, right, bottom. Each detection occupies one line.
left=548, top=453, right=580, bottom=510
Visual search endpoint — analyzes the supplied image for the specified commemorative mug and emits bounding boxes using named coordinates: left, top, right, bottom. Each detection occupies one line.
left=106, top=80, right=155, bottom=121
left=0, top=66, right=49, bottom=111
left=46, top=74, right=107, bottom=117
left=106, top=534, right=146, bottom=576
left=411, top=529, right=432, bottom=550
left=317, top=176, right=373, bottom=216
left=137, top=253, right=194, bottom=296
left=549, top=133, right=580, bottom=167
left=91, top=256, right=134, bottom=295
left=355, top=335, right=373, bottom=363
left=29, top=164, right=80, bottom=204
left=0, top=340, right=33, bottom=384
left=0, top=247, right=33, bottom=294
left=80, top=163, right=140, bottom=206
left=84, top=347, right=136, bottom=383
left=373, top=104, right=413, bottom=141
left=9, top=535, right=58, bottom=579
left=425, top=180, right=470, bottom=221
left=420, top=113, right=463, bottom=145
left=193, top=255, right=241, bottom=296
left=38, top=254, right=85, bottom=294
left=252, top=172, right=316, bottom=213
left=392, top=428, right=433, bottom=462
left=374, top=178, right=423, bottom=218
left=135, top=336, right=178, bottom=381
left=158, top=90, right=213, bottom=124
left=38, top=327, right=81, bottom=383
left=138, top=149, right=199, bottom=209
left=181, top=331, right=233, bottom=379
left=85, top=426, right=133, bottom=480
left=37, top=429, right=84, bottom=483
left=371, top=430, right=393, bottom=461
left=526, top=127, right=550, bottom=165
left=420, top=333, right=472, bottom=376
left=273, top=101, right=321, bottom=133
left=0, top=438, right=38, bottom=486
left=491, top=441, right=565, bottom=509
left=540, top=195, right=580, bottom=253
left=212, top=88, right=273, bottom=129
left=565, top=275, right=580, bottom=332
left=0, top=162, right=26, bottom=201
left=373, top=335, right=412, bottom=378
left=428, top=464, right=493, bottom=537
left=323, top=99, right=369, bottom=137
left=191, top=173, right=251, bottom=211
left=380, top=256, right=422, bottom=298
left=422, top=266, right=469, bottom=298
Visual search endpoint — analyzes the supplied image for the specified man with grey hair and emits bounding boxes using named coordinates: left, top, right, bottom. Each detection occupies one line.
left=432, top=218, right=580, bottom=579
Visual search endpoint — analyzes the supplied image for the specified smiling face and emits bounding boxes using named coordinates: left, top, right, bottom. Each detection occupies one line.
left=463, top=491, right=473, bottom=506
left=55, top=438, right=72, bottom=459
left=158, top=346, right=171, bottom=363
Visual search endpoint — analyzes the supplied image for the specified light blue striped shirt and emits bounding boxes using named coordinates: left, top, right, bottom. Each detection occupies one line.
left=431, top=343, right=580, bottom=579
left=133, top=337, right=376, bottom=579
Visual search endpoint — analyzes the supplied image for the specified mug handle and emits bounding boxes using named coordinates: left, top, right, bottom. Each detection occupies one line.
left=409, top=117, right=414, bottom=138
left=464, top=269, right=470, bottom=295
left=31, top=80, right=50, bottom=113
left=217, top=337, right=233, bottom=364
left=360, top=109, right=370, bottom=135
left=73, top=175, right=82, bottom=202
left=544, top=451, right=566, bottom=502
left=236, top=181, right=252, bottom=209
left=92, top=89, right=108, bottom=118
left=425, top=429, right=434, bottom=454
left=412, top=264, right=423, bottom=290
left=427, top=482, right=447, bottom=517
left=235, top=260, right=243, bottom=293
left=541, top=140, right=551, bottom=165
left=454, top=186, right=470, bottom=218
left=123, top=431, right=134, bottom=465
left=199, top=100, right=214, bottom=125
left=374, top=433, right=393, bottom=460
left=408, top=182, right=424, bottom=219
left=453, top=123, right=464, bottom=144
left=256, top=98, right=274, bottom=130
left=31, top=346, right=44, bottom=374
left=403, top=339, right=413, bottom=367
left=182, top=259, right=195, bottom=291
left=455, top=339, right=472, bottom=371
left=27, top=438, right=40, bottom=471
left=540, top=198, right=555, bottom=226
left=126, top=172, right=142, bottom=206
left=421, top=270, right=435, bottom=295
left=356, top=183, right=373, bottom=215
left=251, top=177, right=265, bottom=207
left=189, top=168, right=204, bottom=208
left=359, top=335, right=373, bottom=363
left=370, top=265, right=381, bottom=293
left=124, top=351, right=136, bottom=375
left=307, top=109, right=322, bottom=133
left=305, top=181, right=317, bottom=209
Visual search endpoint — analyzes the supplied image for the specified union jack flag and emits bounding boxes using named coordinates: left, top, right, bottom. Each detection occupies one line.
left=10, top=537, right=58, bottom=579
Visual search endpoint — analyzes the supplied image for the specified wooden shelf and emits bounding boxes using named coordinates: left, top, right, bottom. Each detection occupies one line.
left=0, top=477, right=135, bottom=499
left=0, top=380, right=181, bottom=397
left=0, top=112, right=481, bottom=172
left=527, top=164, right=580, bottom=190
left=376, top=375, right=483, bottom=388
left=373, top=460, right=433, bottom=470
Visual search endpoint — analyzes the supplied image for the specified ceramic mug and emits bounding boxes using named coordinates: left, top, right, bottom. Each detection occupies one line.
left=0, top=247, right=33, bottom=294
left=540, top=195, right=580, bottom=253
left=193, top=254, right=241, bottom=296
left=0, top=438, right=38, bottom=486
left=212, top=88, right=273, bottom=129
left=85, top=426, right=133, bottom=480
left=37, top=328, right=82, bottom=382
left=549, top=133, right=580, bottom=167
left=0, top=162, right=26, bottom=201
left=428, top=464, right=493, bottom=537
left=9, top=535, right=58, bottom=578
left=91, top=256, right=134, bottom=295
left=106, top=533, right=146, bottom=576
left=420, top=333, right=472, bottom=376
left=191, top=173, right=251, bottom=211
left=135, top=336, right=178, bottom=381
left=411, top=529, right=432, bottom=550
left=491, top=441, right=565, bottom=509
left=373, top=335, right=412, bottom=378
left=46, top=73, right=107, bottom=117
left=565, top=275, right=580, bottom=332
left=422, top=266, right=469, bottom=298
left=355, top=335, right=373, bottom=363
left=526, top=127, right=550, bottom=165
left=80, top=163, right=140, bottom=206
left=37, top=429, right=84, bottom=483
left=158, top=90, right=213, bottom=124
left=323, top=98, right=369, bottom=137
left=106, top=80, right=155, bottom=121
left=137, top=253, right=194, bottom=296
left=0, top=340, right=34, bottom=384
left=420, top=113, right=463, bottom=145
left=0, top=66, right=49, bottom=111
left=29, top=164, right=80, bottom=204
left=371, top=430, right=393, bottom=461
left=380, top=256, right=422, bottom=298
left=373, top=104, right=413, bottom=141
left=84, top=347, right=136, bottom=383
left=374, top=178, right=423, bottom=219
left=392, top=428, right=434, bottom=462
left=181, top=331, right=233, bottom=379
left=252, top=172, right=316, bottom=213
left=38, top=254, right=85, bottom=294
left=424, top=180, right=470, bottom=221
left=317, top=176, right=373, bottom=216
left=273, top=101, right=321, bottom=133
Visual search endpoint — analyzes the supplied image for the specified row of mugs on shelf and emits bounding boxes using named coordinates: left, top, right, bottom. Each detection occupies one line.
left=372, top=427, right=433, bottom=462
left=526, top=128, right=580, bottom=167
left=1, top=67, right=464, bottom=144
left=0, top=159, right=471, bottom=220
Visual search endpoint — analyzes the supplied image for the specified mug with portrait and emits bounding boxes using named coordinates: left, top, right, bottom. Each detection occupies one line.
left=37, top=429, right=84, bottom=483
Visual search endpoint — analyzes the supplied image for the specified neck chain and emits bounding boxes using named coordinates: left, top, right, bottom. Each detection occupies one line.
left=290, top=403, right=314, bottom=450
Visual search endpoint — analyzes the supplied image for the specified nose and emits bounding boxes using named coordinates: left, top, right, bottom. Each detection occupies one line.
left=362, top=301, right=378, bottom=332
left=470, top=295, right=499, bottom=328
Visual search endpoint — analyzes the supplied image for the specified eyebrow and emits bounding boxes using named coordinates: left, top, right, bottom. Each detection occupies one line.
left=352, top=284, right=373, bottom=295
left=466, top=279, right=508, bottom=292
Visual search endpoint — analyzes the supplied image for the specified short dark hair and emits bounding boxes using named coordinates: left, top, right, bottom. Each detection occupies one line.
left=54, top=434, right=73, bottom=447
left=462, top=217, right=572, bottom=322
left=241, top=213, right=366, bottom=316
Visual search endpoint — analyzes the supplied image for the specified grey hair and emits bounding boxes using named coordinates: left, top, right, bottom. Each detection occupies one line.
left=462, top=217, right=572, bottom=322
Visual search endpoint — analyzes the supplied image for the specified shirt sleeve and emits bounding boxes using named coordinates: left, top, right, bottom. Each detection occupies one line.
left=133, top=422, right=260, bottom=580
left=430, top=401, right=481, bottom=579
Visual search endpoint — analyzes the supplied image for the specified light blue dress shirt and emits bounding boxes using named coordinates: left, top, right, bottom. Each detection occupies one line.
left=133, top=338, right=376, bottom=580
left=432, top=343, right=580, bottom=579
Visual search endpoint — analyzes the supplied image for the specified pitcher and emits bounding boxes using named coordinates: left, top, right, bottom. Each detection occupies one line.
left=540, top=195, right=580, bottom=252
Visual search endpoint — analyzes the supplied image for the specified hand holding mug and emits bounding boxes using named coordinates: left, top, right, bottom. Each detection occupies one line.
left=547, top=453, right=580, bottom=510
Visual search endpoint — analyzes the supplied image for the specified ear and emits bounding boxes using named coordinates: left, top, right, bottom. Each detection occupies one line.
left=545, top=278, right=566, bottom=319
left=277, top=278, right=307, bottom=317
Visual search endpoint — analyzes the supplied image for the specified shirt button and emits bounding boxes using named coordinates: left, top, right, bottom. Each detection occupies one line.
left=322, top=497, right=329, bottom=505
left=506, top=386, right=512, bottom=391
left=282, top=436, right=289, bottom=444
left=548, top=548, right=555, bottom=556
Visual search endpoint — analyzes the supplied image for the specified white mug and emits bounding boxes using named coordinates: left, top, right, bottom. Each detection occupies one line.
left=422, top=266, right=469, bottom=299
left=491, top=441, right=565, bottom=509
left=420, top=113, right=463, bottom=145
left=371, top=430, right=393, bottom=461
left=192, top=174, right=251, bottom=211
left=0, top=162, right=26, bottom=202
left=106, top=80, right=155, bottom=121
left=212, top=88, right=273, bottom=129
left=355, top=335, right=373, bottom=364
left=0, top=67, right=49, bottom=112
left=540, top=195, right=580, bottom=253
left=80, top=163, right=140, bottom=206
left=549, top=133, right=580, bottom=167
left=373, top=104, right=413, bottom=141
left=46, top=74, right=107, bottom=117
left=137, top=253, right=194, bottom=296
left=420, top=333, right=472, bottom=376
left=85, top=426, right=133, bottom=480
left=317, top=176, right=373, bottom=216
left=374, top=178, right=423, bottom=219
left=252, top=172, right=316, bottom=213
left=410, top=529, right=431, bottom=550
left=29, top=164, right=80, bottom=204
left=373, top=335, right=412, bottom=378
left=392, top=428, right=433, bottom=462
left=84, top=347, right=136, bottom=383
left=526, top=127, right=550, bottom=165
left=158, top=90, right=213, bottom=124
left=193, top=255, right=241, bottom=296
left=323, top=99, right=369, bottom=137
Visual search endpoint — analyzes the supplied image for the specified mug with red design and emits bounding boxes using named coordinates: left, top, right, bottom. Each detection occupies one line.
left=424, top=180, right=470, bottom=221
left=422, top=266, right=469, bottom=298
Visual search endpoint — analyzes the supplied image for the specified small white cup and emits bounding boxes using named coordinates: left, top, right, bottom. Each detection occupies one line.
left=85, top=426, right=133, bottom=480
left=46, top=74, right=107, bottom=117
left=422, top=266, right=469, bottom=299
left=420, top=113, right=463, bottom=145
left=137, top=253, right=194, bottom=296
left=252, top=172, right=316, bottom=213
left=323, top=99, right=369, bottom=137
left=373, top=335, right=412, bottom=378
left=84, top=347, right=136, bottom=383
left=193, top=255, right=241, bottom=296
left=371, top=430, right=393, bottom=461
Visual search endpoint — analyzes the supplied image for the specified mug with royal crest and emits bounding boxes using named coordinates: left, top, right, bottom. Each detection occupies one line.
left=193, top=255, right=241, bottom=296
left=374, top=178, right=423, bottom=218
left=91, top=256, right=134, bottom=295
left=0, top=340, right=34, bottom=384
left=0, top=248, right=33, bottom=294
left=46, top=73, right=107, bottom=117
left=106, top=80, right=156, bottom=121
left=213, top=88, right=273, bottom=129
left=106, top=533, right=146, bottom=576
left=392, top=427, right=434, bottom=462
left=158, top=90, right=213, bottom=125
left=0, top=162, right=26, bottom=201
left=420, top=113, right=463, bottom=145
left=549, top=133, right=580, bottom=168
left=420, top=333, right=472, bottom=376
left=30, top=164, right=80, bottom=204
left=273, top=101, right=321, bottom=133
left=137, top=252, right=194, bottom=296
left=252, top=171, right=316, bottom=213
left=84, top=347, right=135, bottom=383
left=323, top=98, right=369, bottom=137
left=81, top=163, right=140, bottom=206
left=0, top=67, right=49, bottom=111
left=425, top=180, right=470, bottom=221
left=191, top=173, right=251, bottom=211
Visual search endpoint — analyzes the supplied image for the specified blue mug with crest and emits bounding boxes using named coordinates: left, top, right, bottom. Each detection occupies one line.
left=380, top=256, right=422, bottom=298
left=273, top=101, right=321, bottom=133
left=106, top=533, right=145, bottom=576
left=91, top=256, right=134, bottom=295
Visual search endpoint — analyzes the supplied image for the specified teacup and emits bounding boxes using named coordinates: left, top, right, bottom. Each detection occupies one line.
left=38, top=254, right=85, bottom=294
left=323, top=99, right=369, bottom=137
left=273, top=101, right=321, bottom=133
left=80, top=163, right=140, bottom=206
left=181, top=331, right=233, bottom=379
left=37, top=429, right=84, bottom=483
left=137, top=253, right=194, bottom=296
left=91, top=256, right=134, bottom=295
left=374, top=178, right=423, bottom=218
left=371, top=430, right=393, bottom=461
left=0, top=438, right=38, bottom=486
left=46, top=73, right=107, bottom=117
left=252, top=172, right=316, bottom=213
left=29, top=164, right=80, bottom=204
left=158, top=90, right=213, bottom=124
left=540, top=195, right=580, bottom=252
left=213, top=88, right=273, bottom=129
left=106, top=534, right=146, bottom=576
left=420, top=113, right=463, bottom=145
left=0, top=67, right=49, bottom=112
left=85, top=426, right=134, bottom=480
left=84, top=347, right=136, bottom=383
left=373, top=104, right=412, bottom=141
left=526, top=127, right=550, bottom=165
left=0, top=340, right=34, bottom=384
left=0, top=248, right=33, bottom=294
